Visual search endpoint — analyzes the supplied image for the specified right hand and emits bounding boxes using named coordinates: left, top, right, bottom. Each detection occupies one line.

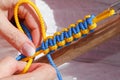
left=0, top=57, right=56, bottom=80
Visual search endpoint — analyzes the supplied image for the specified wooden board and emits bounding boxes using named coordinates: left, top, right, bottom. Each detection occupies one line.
left=35, top=15, right=120, bottom=66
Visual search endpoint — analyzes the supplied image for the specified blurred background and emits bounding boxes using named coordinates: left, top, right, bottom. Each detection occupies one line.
left=0, top=0, right=120, bottom=80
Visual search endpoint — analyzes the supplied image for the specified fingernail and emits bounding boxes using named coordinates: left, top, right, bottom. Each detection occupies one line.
left=21, top=43, right=35, bottom=56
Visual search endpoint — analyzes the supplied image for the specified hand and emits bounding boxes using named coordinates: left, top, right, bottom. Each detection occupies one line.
left=0, top=57, right=56, bottom=80
left=0, top=0, right=42, bottom=56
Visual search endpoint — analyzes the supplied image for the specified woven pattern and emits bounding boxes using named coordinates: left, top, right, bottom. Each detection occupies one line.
left=14, top=0, right=116, bottom=80
left=16, top=15, right=97, bottom=61
left=37, top=15, right=97, bottom=54
left=16, top=15, right=97, bottom=80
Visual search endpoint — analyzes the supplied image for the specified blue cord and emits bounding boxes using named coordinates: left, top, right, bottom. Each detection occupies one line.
left=20, top=22, right=32, bottom=41
left=47, top=53, right=63, bottom=80
left=16, top=21, right=63, bottom=80
left=16, top=54, right=26, bottom=61
left=15, top=14, right=96, bottom=80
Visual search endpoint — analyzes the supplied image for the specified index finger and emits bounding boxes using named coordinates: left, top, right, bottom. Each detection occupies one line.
left=14, top=1, right=46, bottom=47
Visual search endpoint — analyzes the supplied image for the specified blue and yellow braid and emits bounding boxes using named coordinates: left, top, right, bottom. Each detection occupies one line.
left=14, top=0, right=116, bottom=80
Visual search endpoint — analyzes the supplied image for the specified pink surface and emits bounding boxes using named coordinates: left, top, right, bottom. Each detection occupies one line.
left=59, top=61, right=120, bottom=80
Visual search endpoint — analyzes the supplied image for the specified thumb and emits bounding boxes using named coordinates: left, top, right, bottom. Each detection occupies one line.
left=0, top=12, right=35, bottom=56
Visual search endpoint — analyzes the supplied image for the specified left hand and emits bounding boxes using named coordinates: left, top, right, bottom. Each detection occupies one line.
left=0, top=0, right=42, bottom=56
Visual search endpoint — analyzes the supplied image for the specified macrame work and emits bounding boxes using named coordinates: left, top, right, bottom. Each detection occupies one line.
left=14, top=0, right=117, bottom=80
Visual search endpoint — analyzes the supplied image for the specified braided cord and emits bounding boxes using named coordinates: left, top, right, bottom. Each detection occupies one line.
left=14, top=0, right=46, bottom=39
left=14, top=0, right=46, bottom=74
left=14, top=0, right=116, bottom=80
left=17, top=14, right=97, bottom=60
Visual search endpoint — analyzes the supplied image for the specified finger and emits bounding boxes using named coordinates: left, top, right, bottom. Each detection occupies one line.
left=0, top=0, right=34, bottom=10
left=0, top=12, right=35, bottom=56
left=27, top=63, right=41, bottom=72
left=0, top=0, right=18, bottom=20
left=1, top=0, right=34, bottom=20
left=0, top=56, right=26, bottom=78
left=32, top=63, right=56, bottom=80
left=1, top=63, right=56, bottom=80
left=0, top=0, right=18, bottom=10
left=15, top=63, right=42, bottom=74
left=18, top=4, right=42, bottom=47
left=0, top=0, right=42, bottom=47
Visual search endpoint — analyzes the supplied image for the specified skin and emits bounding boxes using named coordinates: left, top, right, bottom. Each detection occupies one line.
left=0, top=57, right=56, bottom=80
left=0, top=0, right=56, bottom=80
left=0, top=0, right=43, bottom=56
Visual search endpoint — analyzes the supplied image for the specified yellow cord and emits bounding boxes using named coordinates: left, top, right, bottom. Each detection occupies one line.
left=14, top=0, right=116, bottom=74
left=14, top=0, right=46, bottom=73
left=93, top=9, right=115, bottom=23
left=21, top=58, right=33, bottom=74
left=14, top=0, right=46, bottom=40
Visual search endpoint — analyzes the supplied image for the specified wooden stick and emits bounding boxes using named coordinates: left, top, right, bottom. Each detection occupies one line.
left=35, top=15, right=120, bottom=66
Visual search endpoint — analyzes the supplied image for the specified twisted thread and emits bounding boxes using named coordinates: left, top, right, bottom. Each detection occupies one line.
left=14, top=0, right=115, bottom=80
left=16, top=14, right=96, bottom=80
left=17, top=14, right=97, bottom=61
